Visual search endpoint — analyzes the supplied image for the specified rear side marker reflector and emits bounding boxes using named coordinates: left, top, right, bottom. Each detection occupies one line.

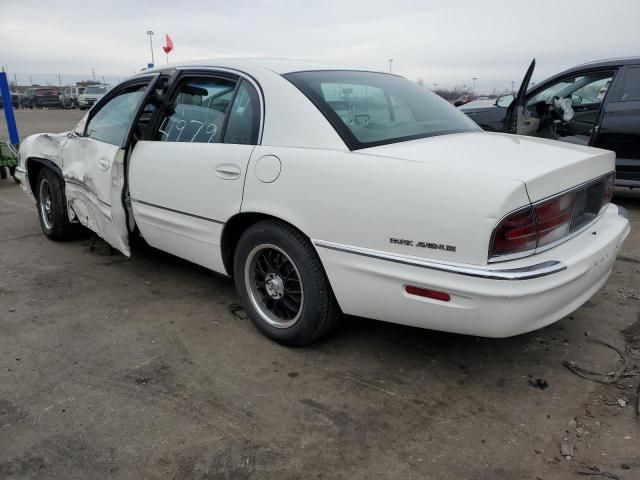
left=405, top=286, right=451, bottom=302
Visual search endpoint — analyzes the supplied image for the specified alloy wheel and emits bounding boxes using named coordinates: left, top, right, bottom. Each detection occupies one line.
left=244, top=244, right=304, bottom=328
left=38, top=178, right=54, bottom=230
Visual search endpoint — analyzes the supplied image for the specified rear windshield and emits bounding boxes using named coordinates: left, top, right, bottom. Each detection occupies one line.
left=285, top=70, right=480, bottom=149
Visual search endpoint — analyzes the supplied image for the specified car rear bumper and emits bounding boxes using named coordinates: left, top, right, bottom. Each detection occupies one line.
left=315, top=203, right=630, bottom=337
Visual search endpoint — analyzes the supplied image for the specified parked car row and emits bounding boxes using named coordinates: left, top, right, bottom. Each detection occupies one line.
left=460, top=57, right=640, bottom=189
left=0, top=85, right=111, bottom=110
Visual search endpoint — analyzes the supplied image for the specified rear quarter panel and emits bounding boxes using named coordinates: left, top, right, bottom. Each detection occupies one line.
left=241, top=145, right=530, bottom=266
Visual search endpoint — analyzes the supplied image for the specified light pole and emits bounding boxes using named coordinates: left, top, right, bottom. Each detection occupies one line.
left=146, top=30, right=155, bottom=67
left=511, top=81, right=515, bottom=93
left=472, top=77, right=478, bottom=96
left=91, top=68, right=95, bottom=81
left=388, top=58, right=393, bottom=73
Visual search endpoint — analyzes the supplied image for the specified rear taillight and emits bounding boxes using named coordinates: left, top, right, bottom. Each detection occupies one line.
left=491, top=206, right=537, bottom=256
left=535, top=192, right=574, bottom=247
left=602, top=173, right=615, bottom=206
left=490, top=172, right=616, bottom=260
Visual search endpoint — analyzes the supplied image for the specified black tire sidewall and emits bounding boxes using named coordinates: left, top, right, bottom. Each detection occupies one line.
left=233, top=221, right=334, bottom=346
left=36, top=169, right=68, bottom=240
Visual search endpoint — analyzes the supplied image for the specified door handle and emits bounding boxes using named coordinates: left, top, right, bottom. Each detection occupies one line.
left=97, top=157, right=110, bottom=171
left=214, top=164, right=241, bottom=180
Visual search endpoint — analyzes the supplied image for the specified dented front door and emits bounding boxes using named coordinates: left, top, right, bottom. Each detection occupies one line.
left=61, top=138, right=130, bottom=254
left=61, top=77, right=157, bottom=256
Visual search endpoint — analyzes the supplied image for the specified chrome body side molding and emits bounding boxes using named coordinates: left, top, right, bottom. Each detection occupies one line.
left=313, top=239, right=567, bottom=281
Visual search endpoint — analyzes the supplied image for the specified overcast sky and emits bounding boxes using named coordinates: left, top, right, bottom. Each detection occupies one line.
left=1, top=0, right=639, bottom=92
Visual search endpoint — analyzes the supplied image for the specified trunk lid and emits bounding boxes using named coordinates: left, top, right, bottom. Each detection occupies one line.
left=357, top=131, right=615, bottom=202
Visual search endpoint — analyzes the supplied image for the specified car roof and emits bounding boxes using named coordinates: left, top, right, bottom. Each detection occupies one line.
left=526, top=57, right=640, bottom=95
left=142, top=57, right=381, bottom=76
left=553, top=57, right=640, bottom=79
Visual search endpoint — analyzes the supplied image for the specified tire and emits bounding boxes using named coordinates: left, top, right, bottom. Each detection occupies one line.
left=0, top=167, right=6, bottom=180
left=36, top=168, right=80, bottom=240
left=233, top=220, right=340, bottom=346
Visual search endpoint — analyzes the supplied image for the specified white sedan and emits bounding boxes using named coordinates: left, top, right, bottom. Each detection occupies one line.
left=15, top=59, right=630, bottom=345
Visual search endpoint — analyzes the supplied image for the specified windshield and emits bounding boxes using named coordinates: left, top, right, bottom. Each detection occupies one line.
left=285, top=71, right=480, bottom=149
left=85, top=86, right=107, bottom=94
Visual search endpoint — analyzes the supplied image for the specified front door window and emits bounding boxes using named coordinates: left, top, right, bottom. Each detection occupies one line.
left=85, top=84, right=148, bottom=146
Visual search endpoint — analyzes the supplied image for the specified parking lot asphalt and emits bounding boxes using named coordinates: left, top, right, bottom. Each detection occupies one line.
left=1, top=110, right=639, bottom=479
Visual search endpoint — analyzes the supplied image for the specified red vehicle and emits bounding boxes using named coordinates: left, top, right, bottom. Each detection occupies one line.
left=20, top=87, right=61, bottom=109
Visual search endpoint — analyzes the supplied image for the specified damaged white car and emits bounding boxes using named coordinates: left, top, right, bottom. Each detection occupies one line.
left=16, top=59, right=630, bottom=345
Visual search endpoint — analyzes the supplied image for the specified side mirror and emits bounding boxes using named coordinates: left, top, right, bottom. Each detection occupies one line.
left=496, top=94, right=515, bottom=108
left=571, top=94, right=582, bottom=105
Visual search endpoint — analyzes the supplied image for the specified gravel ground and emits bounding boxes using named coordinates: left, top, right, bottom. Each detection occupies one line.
left=1, top=110, right=639, bottom=479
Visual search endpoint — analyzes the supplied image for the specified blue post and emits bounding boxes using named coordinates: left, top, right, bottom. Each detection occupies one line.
left=0, top=72, right=19, bottom=145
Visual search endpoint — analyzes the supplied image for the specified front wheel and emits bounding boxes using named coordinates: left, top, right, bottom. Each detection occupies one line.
left=36, top=169, right=81, bottom=240
left=233, top=220, right=340, bottom=346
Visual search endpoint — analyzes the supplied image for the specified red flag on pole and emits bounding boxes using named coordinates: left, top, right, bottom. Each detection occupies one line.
left=162, top=34, right=174, bottom=54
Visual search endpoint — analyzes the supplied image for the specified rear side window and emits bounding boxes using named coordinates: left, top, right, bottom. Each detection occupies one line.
left=223, top=80, right=260, bottom=145
left=286, top=70, right=479, bottom=150
left=619, top=67, right=640, bottom=102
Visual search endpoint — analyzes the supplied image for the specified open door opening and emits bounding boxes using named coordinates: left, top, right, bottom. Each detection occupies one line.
left=506, top=59, right=616, bottom=147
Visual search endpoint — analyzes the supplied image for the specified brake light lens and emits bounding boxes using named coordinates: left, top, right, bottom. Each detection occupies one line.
left=491, top=206, right=537, bottom=256
left=490, top=173, right=616, bottom=260
left=602, top=173, right=615, bottom=206
left=535, top=192, right=574, bottom=247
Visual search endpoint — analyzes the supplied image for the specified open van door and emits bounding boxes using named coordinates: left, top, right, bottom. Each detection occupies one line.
left=505, top=59, right=536, bottom=134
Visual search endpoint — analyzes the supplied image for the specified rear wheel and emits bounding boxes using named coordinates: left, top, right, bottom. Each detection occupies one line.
left=36, top=169, right=81, bottom=240
left=233, top=220, right=340, bottom=346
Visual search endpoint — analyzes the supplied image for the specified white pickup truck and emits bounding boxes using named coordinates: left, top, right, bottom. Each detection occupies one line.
left=77, top=84, right=109, bottom=110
